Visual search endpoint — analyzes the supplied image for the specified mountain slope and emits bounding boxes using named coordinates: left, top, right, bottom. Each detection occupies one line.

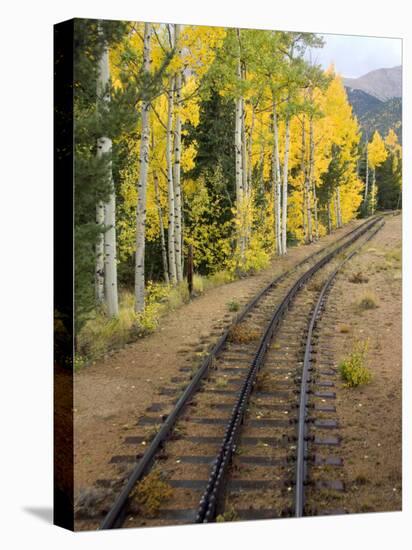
left=345, top=87, right=402, bottom=143
left=344, top=65, right=401, bottom=101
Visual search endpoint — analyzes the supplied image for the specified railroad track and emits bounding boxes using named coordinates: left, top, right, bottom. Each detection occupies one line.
left=75, top=216, right=384, bottom=529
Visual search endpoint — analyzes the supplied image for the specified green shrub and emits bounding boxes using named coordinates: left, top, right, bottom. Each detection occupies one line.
left=216, top=507, right=238, bottom=522
left=357, top=293, right=378, bottom=311
left=132, top=469, right=173, bottom=516
left=227, top=299, right=240, bottom=312
left=339, top=341, right=372, bottom=388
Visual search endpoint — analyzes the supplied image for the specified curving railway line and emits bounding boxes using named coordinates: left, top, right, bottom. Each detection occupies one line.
left=75, top=216, right=385, bottom=530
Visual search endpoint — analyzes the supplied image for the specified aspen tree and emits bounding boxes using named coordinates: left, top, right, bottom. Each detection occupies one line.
left=272, top=101, right=282, bottom=255
left=336, top=187, right=342, bottom=227
left=247, top=104, right=256, bottom=200
left=281, top=110, right=290, bottom=255
left=301, top=121, right=307, bottom=239
left=173, top=24, right=183, bottom=282
left=153, top=171, right=169, bottom=283
left=364, top=138, right=369, bottom=206
left=134, top=23, right=152, bottom=312
left=95, top=204, right=105, bottom=303
left=95, top=26, right=107, bottom=305
left=367, top=131, right=387, bottom=214
left=235, top=29, right=245, bottom=263
left=96, top=29, right=119, bottom=317
left=167, top=75, right=177, bottom=284
left=309, top=116, right=319, bottom=239
left=327, top=199, right=332, bottom=234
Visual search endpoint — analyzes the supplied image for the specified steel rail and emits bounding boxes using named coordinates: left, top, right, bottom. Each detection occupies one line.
left=99, top=216, right=377, bottom=529
left=195, top=216, right=382, bottom=523
left=294, top=218, right=385, bottom=516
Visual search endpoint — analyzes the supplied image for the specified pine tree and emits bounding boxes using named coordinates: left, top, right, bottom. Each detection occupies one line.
left=74, top=19, right=127, bottom=332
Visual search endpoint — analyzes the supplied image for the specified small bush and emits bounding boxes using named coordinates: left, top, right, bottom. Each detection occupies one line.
left=215, top=377, right=229, bottom=388
left=357, top=293, right=378, bottom=311
left=339, top=324, right=351, bottom=334
left=227, top=299, right=240, bottom=312
left=132, top=469, right=173, bottom=516
left=348, top=271, right=369, bottom=284
left=216, top=507, right=238, bottom=522
left=339, top=341, right=372, bottom=388
left=228, top=323, right=261, bottom=344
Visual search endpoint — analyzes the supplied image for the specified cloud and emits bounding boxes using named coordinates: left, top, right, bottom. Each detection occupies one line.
left=308, top=33, right=402, bottom=78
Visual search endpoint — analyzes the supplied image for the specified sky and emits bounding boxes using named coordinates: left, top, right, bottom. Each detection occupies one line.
left=307, top=33, right=402, bottom=78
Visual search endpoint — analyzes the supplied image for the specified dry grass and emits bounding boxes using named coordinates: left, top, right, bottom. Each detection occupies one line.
left=216, top=506, right=239, bottom=522
left=385, top=248, right=401, bottom=264
left=132, top=469, right=173, bottom=516
left=228, top=323, right=261, bottom=344
left=356, top=293, right=379, bottom=311
left=348, top=271, right=369, bottom=284
left=76, top=268, right=238, bottom=368
left=308, top=279, right=325, bottom=292
left=215, top=376, right=229, bottom=388
left=255, top=372, right=273, bottom=392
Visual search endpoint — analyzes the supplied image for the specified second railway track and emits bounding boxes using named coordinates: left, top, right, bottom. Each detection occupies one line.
left=75, top=216, right=384, bottom=529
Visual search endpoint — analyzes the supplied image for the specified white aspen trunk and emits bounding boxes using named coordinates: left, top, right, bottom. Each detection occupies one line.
left=241, top=100, right=248, bottom=198
left=364, top=142, right=369, bottom=203
left=104, top=188, right=119, bottom=317
left=371, top=168, right=376, bottom=215
left=173, top=24, right=183, bottom=283
left=167, top=77, right=177, bottom=284
left=305, top=117, right=313, bottom=243
left=301, top=118, right=307, bottom=242
left=309, top=118, right=319, bottom=240
left=247, top=105, right=255, bottom=199
left=327, top=199, right=332, bottom=234
left=134, top=23, right=152, bottom=312
left=154, top=172, right=169, bottom=284
left=235, top=97, right=243, bottom=201
left=305, top=179, right=312, bottom=242
left=281, top=115, right=290, bottom=255
left=97, top=31, right=118, bottom=317
left=312, top=180, right=319, bottom=240
left=272, top=102, right=282, bottom=256
left=95, top=24, right=106, bottom=305
left=95, top=202, right=105, bottom=303
left=234, top=29, right=245, bottom=266
left=336, top=187, right=342, bottom=227
left=333, top=192, right=339, bottom=229
left=241, top=98, right=250, bottom=249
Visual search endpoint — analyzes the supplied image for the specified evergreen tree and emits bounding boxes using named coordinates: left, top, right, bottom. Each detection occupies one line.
left=318, top=144, right=349, bottom=232
left=376, top=151, right=402, bottom=210
left=74, top=19, right=136, bottom=333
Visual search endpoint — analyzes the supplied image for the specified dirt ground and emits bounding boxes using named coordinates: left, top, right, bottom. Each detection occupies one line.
left=73, top=220, right=365, bottom=494
left=317, top=213, right=402, bottom=513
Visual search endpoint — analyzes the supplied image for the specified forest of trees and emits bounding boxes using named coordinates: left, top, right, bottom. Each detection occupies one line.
left=73, top=20, right=402, bottom=356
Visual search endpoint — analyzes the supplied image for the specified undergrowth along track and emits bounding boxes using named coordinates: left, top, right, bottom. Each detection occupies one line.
left=91, top=216, right=383, bottom=529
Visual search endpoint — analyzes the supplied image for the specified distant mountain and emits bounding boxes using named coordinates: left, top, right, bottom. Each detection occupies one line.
left=344, top=67, right=402, bottom=143
left=345, top=88, right=383, bottom=116
left=344, top=65, right=402, bottom=101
